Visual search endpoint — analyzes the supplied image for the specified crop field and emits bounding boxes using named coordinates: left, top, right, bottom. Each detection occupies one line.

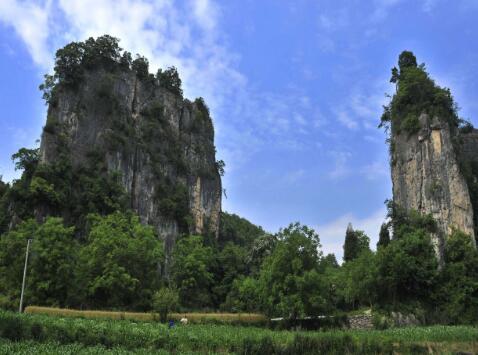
left=2, top=310, right=478, bottom=354
left=25, top=306, right=267, bottom=325
left=1, top=310, right=478, bottom=354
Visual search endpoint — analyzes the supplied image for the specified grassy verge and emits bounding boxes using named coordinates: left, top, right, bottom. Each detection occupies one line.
left=25, top=306, right=267, bottom=325
left=1, top=310, right=477, bottom=354
left=0, top=339, right=170, bottom=355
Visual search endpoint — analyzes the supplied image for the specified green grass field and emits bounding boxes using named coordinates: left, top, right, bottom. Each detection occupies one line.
left=1, top=310, right=477, bottom=354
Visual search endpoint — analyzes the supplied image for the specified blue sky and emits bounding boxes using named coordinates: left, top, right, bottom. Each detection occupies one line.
left=1, top=0, right=478, bottom=259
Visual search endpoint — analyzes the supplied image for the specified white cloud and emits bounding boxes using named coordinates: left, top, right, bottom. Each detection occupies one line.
left=190, top=0, right=218, bottom=31
left=0, top=0, right=52, bottom=67
left=318, top=207, right=387, bottom=261
left=0, top=0, right=246, bottom=114
left=335, top=109, right=358, bottom=130
left=327, top=150, right=352, bottom=179
left=371, top=0, right=404, bottom=22
left=334, top=79, right=392, bottom=131
left=55, top=0, right=246, bottom=112
left=360, top=160, right=389, bottom=180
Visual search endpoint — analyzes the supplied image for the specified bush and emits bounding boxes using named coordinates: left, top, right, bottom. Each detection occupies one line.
left=152, top=288, right=179, bottom=323
left=0, top=315, right=25, bottom=341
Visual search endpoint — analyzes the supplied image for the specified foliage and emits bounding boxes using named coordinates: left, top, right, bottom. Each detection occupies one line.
left=219, top=212, right=265, bottom=249
left=0, top=218, right=77, bottom=309
left=434, top=230, right=478, bottom=324
left=171, top=235, right=214, bottom=309
left=12, top=148, right=39, bottom=176
left=343, top=224, right=370, bottom=262
left=52, top=35, right=122, bottom=89
left=385, top=199, right=436, bottom=240
left=320, top=253, right=339, bottom=270
left=216, top=160, right=226, bottom=176
left=1, top=311, right=478, bottom=354
left=339, top=250, right=378, bottom=309
left=77, top=212, right=163, bottom=310
left=223, top=277, right=261, bottom=312
left=377, top=223, right=390, bottom=249
left=0, top=177, right=9, bottom=234
left=157, top=67, right=183, bottom=96
left=375, top=228, right=438, bottom=308
left=258, top=223, right=329, bottom=318
left=152, top=288, right=179, bottom=322
left=132, top=55, right=149, bottom=80
left=212, top=242, right=247, bottom=307
left=380, top=51, right=461, bottom=136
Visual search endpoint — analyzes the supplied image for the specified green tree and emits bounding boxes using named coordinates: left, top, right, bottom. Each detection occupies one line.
left=380, top=51, right=460, bottom=135
left=0, top=177, right=8, bottom=234
left=320, top=253, right=339, bottom=270
left=219, top=212, right=265, bottom=249
left=0, top=219, right=36, bottom=309
left=377, top=223, right=391, bottom=249
left=152, top=288, right=179, bottom=322
left=339, top=250, right=378, bottom=309
left=343, top=224, right=370, bottom=262
left=247, top=233, right=276, bottom=275
left=78, top=212, right=163, bottom=310
left=435, top=230, right=478, bottom=324
left=224, top=277, right=260, bottom=312
left=132, top=55, right=149, bottom=80
left=28, top=218, right=77, bottom=307
left=212, top=242, right=247, bottom=308
left=376, top=229, right=437, bottom=307
left=0, top=218, right=77, bottom=309
left=82, top=35, right=122, bottom=69
left=54, top=41, right=85, bottom=87
left=171, top=235, right=214, bottom=309
left=157, top=67, right=183, bottom=96
left=12, top=148, right=39, bottom=177
left=343, top=223, right=357, bottom=262
left=258, top=223, right=329, bottom=318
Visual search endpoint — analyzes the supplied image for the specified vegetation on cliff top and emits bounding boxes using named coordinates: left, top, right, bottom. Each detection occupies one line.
left=380, top=50, right=467, bottom=136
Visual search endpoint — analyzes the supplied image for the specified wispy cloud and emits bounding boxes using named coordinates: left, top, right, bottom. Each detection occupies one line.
left=327, top=150, right=352, bottom=179
left=282, top=169, right=306, bottom=185
left=335, top=109, right=358, bottom=130
left=360, top=160, right=389, bottom=180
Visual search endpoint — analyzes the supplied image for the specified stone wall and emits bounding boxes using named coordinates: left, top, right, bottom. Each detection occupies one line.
left=347, top=315, right=374, bottom=330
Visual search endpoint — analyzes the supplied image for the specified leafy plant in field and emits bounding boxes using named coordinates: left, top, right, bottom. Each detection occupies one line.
left=152, top=288, right=179, bottom=322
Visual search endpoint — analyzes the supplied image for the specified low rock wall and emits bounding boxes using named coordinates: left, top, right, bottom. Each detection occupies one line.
left=347, top=315, right=374, bottom=330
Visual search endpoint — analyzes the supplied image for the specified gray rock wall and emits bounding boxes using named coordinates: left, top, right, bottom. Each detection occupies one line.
left=391, top=113, right=475, bottom=260
left=39, top=68, right=221, bottom=254
left=347, top=315, right=374, bottom=330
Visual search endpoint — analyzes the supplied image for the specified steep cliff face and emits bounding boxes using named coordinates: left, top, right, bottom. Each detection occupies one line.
left=384, top=51, right=477, bottom=261
left=391, top=113, right=475, bottom=257
left=39, top=67, right=221, bottom=254
left=457, top=128, right=478, bottom=238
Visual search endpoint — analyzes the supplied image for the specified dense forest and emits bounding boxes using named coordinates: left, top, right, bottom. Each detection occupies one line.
left=0, top=38, right=477, bottom=326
